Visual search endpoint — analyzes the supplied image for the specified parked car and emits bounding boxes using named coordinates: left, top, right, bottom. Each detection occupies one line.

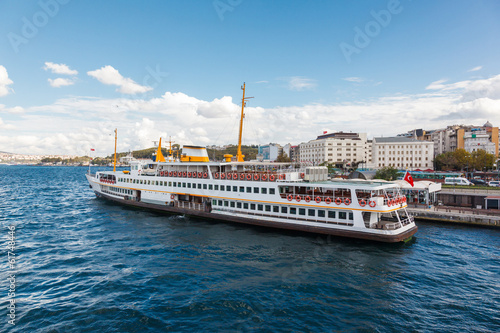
left=488, top=181, right=500, bottom=187
left=470, top=179, right=487, bottom=186
left=444, top=177, right=474, bottom=186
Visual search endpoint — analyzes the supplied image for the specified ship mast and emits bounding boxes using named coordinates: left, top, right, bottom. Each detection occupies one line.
left=236, top=83, right=253, bottom=162
left=113, top=128, right=117, bottom=172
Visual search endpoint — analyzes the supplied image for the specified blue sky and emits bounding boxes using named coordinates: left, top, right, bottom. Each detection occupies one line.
left=1, top=0, right=500, bottom=155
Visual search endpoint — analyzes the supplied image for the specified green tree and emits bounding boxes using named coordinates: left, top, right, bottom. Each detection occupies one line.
left=276, top=152, right=291, bottom=163
left=471, top=149, right=496, bottom=171
left=374, top=166, right=400, bottom=181
left=434, top=151, right=457, bottom=170
left=452, top=148, right=471, bottom=171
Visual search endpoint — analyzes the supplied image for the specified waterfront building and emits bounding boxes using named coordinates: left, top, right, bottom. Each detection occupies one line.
left=372, top=137, right=434, bottom=170
left=258, top=143, right=283, bottom=162
left=298, top=132, right=372, bottom=166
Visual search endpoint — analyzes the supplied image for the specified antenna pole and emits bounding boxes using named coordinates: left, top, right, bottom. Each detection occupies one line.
left=236, top=83, right=253, bottom=162
left=113, top=128, right=117, bottom=172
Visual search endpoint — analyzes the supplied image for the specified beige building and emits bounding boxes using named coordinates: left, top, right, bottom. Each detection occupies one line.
left=299, top=132, right=372, bottom=166
left=372, top=137, right=434, bottom=169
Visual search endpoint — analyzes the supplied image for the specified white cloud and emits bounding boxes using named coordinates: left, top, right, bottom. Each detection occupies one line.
left=468, top=66, right=482, bottom=72
left=4, top=74, right=500, bottom=155
left=87, top=65, right=153, bottom=94
left=0, top=66, right=14, bottom=97
left=43, top=62, right=78, bottom=75
left=287, top=77, right=317, bottom=91
left=48, top=78, right=75, bottom=88
left=342, top=77, right=365, bottom=83
left=0, top=117, right=16, bottom=130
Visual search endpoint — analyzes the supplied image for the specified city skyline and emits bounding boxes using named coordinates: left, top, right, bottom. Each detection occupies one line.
left=1, top=0, right=500, bottom=156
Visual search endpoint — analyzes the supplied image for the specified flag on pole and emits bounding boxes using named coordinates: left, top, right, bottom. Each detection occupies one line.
left=323, top=131, right=327, bottom=134
left=404, top=171, right=414, bottom=187
left=90, top=148, right=95, bottom=151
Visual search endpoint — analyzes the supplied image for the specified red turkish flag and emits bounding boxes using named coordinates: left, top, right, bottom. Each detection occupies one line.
left=404, top=171, right=414, bottom=187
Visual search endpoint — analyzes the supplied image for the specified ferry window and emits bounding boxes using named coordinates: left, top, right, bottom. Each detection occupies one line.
left=308, top=209, right=315, bottom=217
left=339, top=212, right=347, bottom=219
left=250, top=203, right=256, bottom=210
left=244, top=203, right=249, bottom=209
left=273, top=206, right=279, bottom=213
left=213, top=200, right=217, bottom=205
left=233, top=186, right=237, bottom=192
left=173, top=182, right=177, bottom=187
left=349, top=212, right=353, bottom=220
left=220, top=185, right=224, bottom=191
left=254, top=187, right=259, bottom=193
left=156, top=181, right=159, bottom=185
left=318, top=210, right=325, bottom=218
left=140, top=180, right=143, bottom=184
left=177, top=182, right=181, bottom=187
left=290, top=207, right=297, bottom=214
left=226, top=186, right=230, bottom=191
left=246, top=187, right=251, bottom=193
left=198, top=184, right=201, bottom=189
left=182, top=183, right=186, bottom=188
left=168, top=182, right=172, bottom=186
left=215, top=185, right=219, bottom=190
left=257, top=204, right=263, bottom=211
left=230, top=201, right=236, bottom=208
left=281, top=207, right=288, bottom=214
left=328, top=211, right=336, bottom=218
left=203, top=184, right=207, bottom=190
left=224, top=201, right=229, bottom=207
left=218, top=200, right=223, bottom=206
left=148, top=181, right=151, bottom=185
left=261, top=188, right=267, bottom=194
left=270, top=189, right=275, bottom=195
left=237, top=202, right=242, bottom=208
left=299, top=208, right=306, bottom=216
left=188, top=183, right=191, bottom=188
left=265, top=205, right=271, bottom=212
left=239, top=186, right=244, bottom=193
left=209, top=184, right=213, bottom=190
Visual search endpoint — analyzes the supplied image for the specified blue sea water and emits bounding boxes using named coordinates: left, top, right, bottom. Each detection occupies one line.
left=0, top=165, right=499, bottom=332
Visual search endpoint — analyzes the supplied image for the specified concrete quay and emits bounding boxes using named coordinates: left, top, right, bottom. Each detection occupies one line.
left=407, top=206, right=500, bottom=227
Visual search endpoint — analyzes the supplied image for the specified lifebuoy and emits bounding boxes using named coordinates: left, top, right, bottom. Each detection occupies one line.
left=240, top=174, right=245, bottom=180
left=173, top=171, right=177, bottom=177
left=169, top=171, right=173, bottom=177
left=171, top=194, right=175, bottom=199
left=369, top=200, right=376, bottom=208
left=192, top=172, right=197, bottom=178
left=160, top=171, right=164, bottom=176
left=315, top=196, right=321, bottom=203
left=188, top=172, right=192, bottom=178
left=183, top=172, right=187, bottom=177
left=233, top=173, right=237, bottom=180
left=335, top=198, right=342, bottom=205
left=246, top=174, right=251, bottom=180
left=279, top=174, right=285, bottom=180
left=287, top=194, right=293, bottom=201
left=198, top=172, right=202, bottom=178
left=325, top=197, right=332, bottom=204
left=305, top=196, right=311, bottom=202
left=296, top=195, right=301, bottom=202
left=204, top=172, right=208, bottom=178
left=344, top=198, right=351, bottom=205
left=221, top=173, right=226, bottom=179
left=387, top=200, right=392, bottom=207
left=215, top=173, right=219, bottom=179
left=359, top=199, right=366, bottom=207
left=403, top=197, right=407, bottom=203
left=300, top=173, right=305, bottom=179
left=270, top=175, right=275, bottom=181
left=226, top=173, right=231, bottom=180
left=262, top=175, right=268, bottom=181
left=254, top=174, right=259, bottom=181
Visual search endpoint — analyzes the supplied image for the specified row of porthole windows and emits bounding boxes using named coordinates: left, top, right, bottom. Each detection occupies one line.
left=117, top=178, right=276, bottom=194
left=212, top=200, right=354, bottom=220
left=108, top=187, right=133, bottom=195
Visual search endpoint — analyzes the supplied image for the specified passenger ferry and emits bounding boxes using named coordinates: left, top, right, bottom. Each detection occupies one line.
left=86, top=85, right=417, bottom=243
